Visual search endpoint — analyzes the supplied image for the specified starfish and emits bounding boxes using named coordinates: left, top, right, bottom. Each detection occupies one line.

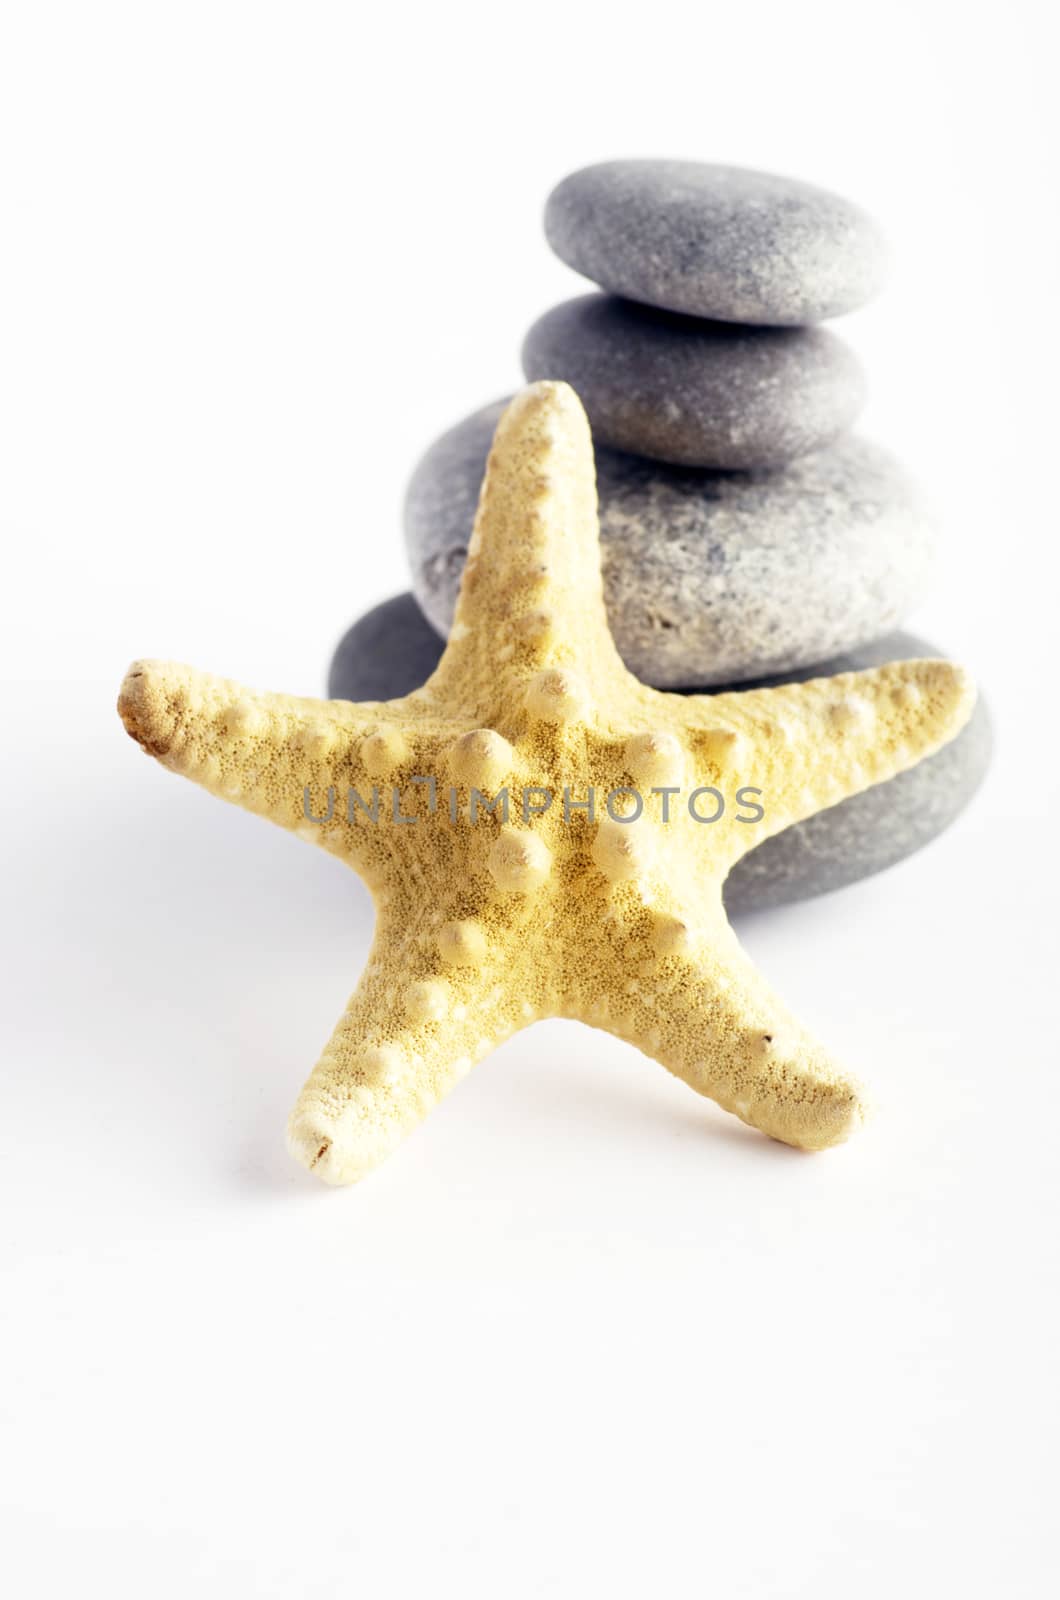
left=118, top=382, right=975, bottom=1184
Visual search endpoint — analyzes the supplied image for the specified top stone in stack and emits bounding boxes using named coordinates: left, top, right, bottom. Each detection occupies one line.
left=543, top=159, right=887, bottom=325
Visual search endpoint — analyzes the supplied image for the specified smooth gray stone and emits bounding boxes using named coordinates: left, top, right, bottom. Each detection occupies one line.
left=326, top=606, right=991, bottom=914
left=328, top=592, right=443, bottom=701
left=329, top=593, right=441, bottom=702
left=544, top=160, right=888, bottom=325
left=404, top=399, right=935, bottom=688
left=521, top=294, right=867, bottom=468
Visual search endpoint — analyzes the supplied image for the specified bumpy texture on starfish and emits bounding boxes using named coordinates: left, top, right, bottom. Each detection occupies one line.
left=119, top=382, right=975, bottom=1184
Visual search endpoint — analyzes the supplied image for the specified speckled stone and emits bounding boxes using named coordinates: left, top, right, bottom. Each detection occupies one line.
left=521, top=294, right=867, bottom=468
left=327, top=606, right=991, bottom=913
left=545, top=160, right=888, bottom=325
left=404, top=399, right=935, bottom=688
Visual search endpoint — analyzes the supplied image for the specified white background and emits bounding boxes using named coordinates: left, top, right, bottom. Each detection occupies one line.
left=1, top=2, right=1057, bottom=1595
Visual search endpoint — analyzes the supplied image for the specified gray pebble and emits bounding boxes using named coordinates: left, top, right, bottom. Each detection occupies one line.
left=326, top=604, right=990, bottom=914
left=328, top=591, right=445, bottom=702
left=328, top=592, right=441, bottom=702
left=404, top=399, right=935, bottom=688
left=521, top=294, right=867, bottom=468
left=545, top=159, right=888, bottom=325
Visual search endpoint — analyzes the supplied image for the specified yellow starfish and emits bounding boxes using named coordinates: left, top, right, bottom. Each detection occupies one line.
left=118, top=383, right=975, bottom=1184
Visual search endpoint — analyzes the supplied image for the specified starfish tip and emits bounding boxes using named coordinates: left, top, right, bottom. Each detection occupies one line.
left=504, top=377, right=584, bottom=427
left=118, top=659, right=174, bottom=757
left=908, top=656, right=978, bottom=739
left=286, top=1110, right=367, bottom=1188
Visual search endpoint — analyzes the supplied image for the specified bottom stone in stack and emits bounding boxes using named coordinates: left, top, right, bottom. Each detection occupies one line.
left=327, top=595, right=991, bottom=913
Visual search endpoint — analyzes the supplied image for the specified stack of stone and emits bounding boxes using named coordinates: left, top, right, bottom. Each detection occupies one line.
left=330, top=159, right=990, bottom=913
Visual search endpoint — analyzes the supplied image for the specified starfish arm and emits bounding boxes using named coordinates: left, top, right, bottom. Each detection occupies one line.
left=285, top=908, right=527, bottom=1185
left=596, top=916, right=868, bottom=1151
left=117, top=658, right=456, bottom=862
left=678, top=658, right=976, bottom=862
left=425, top=382, right=629, bottom=711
